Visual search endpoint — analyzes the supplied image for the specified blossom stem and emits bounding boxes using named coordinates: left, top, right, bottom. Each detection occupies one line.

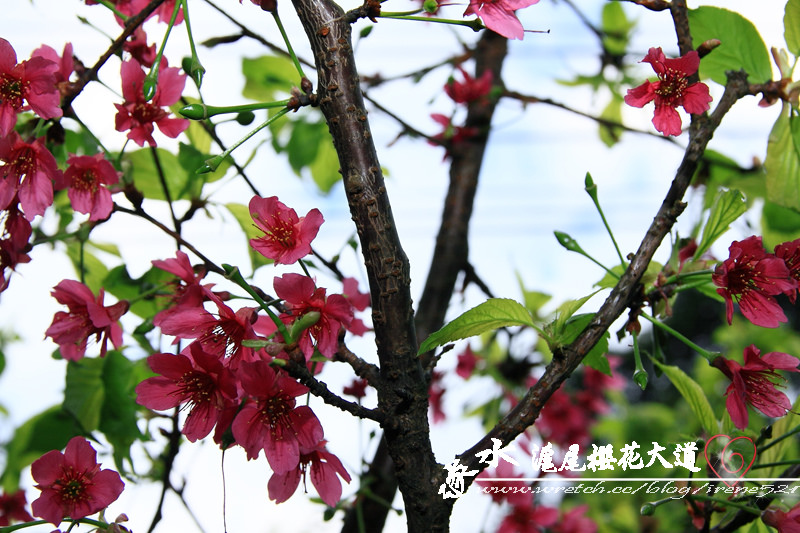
left=585, top=172, right=626, bottom=267
left=272, top=11, right=306, bottom=80
left=299, top=259, right=313, bottom=278
left=144, top=0, right=184, bottom=101
left=181, top=0, right=205, bottom=88
left=681, top=494, right=761, bottom=515
left=379, top=9, right=425, bottom=16
left=198, top=107, right=291, bottom=173
left=378, top=14, right=484, bottom=32
left=178, top=100, right=292, bottom=120
left=0, top=518, right=110, bottom=533
left=221, top=263, right=293, bottom=342
left=640, top=312, right=717, bottom=362
left=659, top=269, right=715, bottom=287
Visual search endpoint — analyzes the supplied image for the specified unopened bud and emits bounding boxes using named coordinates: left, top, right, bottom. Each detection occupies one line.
left=301, top=76, right=313, bottom=94
left=696, top=39, right=721, bottom=59
left=142, top=75, right=158, bottom=102
left=260, top=0, right=277, bottom=11
left=179, top=103, right=208, bottom=120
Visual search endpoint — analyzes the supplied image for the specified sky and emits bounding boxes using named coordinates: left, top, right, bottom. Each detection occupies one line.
left=0, top=0, right=791, bottom=531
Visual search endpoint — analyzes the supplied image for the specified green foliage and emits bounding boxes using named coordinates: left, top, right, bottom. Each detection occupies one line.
left=103, top=265, right=171, bottom=319
left=762, top=200, right=800, bottom=249
left=765, top=104, right=800, bottom=212
left=418, top=298, right=536, bottom=354
left=242, top=54, right=299, bottom=102
left=64, top=358, right=106, bottom=432
left=689, top=7, right=773, bottom=84
left=285, top=118, right=341, bottom=193
left=786, top=0, right=800, bottom=56
left=601, top=2, right=634, bottom=57
left=122, top=145, right=230, bottom=202
left=598, top=95, right=624, bottom=147
left=561, top=313, right=611, bottom=375
left=66, top=241, right=110, bottom=294
left=693, top=188, right=747, bottom=259
left=654, top=361, right=719, bottom=435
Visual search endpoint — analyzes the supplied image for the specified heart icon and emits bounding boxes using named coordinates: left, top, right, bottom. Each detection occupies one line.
left=703, top=434, right=757, bottom=488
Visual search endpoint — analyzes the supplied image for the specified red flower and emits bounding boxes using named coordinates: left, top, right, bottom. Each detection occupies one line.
left=0, top=489, right=33, bottom=526
left=775, top=237, right=800, bottom=303
left=712, top=236, right=795, bottom=328
left=152, top=250, right=213, bottom=314
left=763, top=503, right=800, bottom=533
left=32, top=43, right=74, bottom=98
left=0, top=132, right=62, bottom=220
left=463, top=0, right=540, bottom=40
left=712, top=345, right=800, bottom=430
left=624, top=47, right=712, bottom=136
left=45, top=280, right=128, bottom=361
left=497, top=503, right=559, bottom=533
left=429, top=370, right=446, bottom=423
left=429, top=113, right=478, bottom=160
left=231, top=361, right=324, bottom=471
left=341, top=277, right=370, bottom=336
left=136, top=343, right=238, bottom=442
left=0, top=202, right=32, bottom=293
left=274, top=273, right=353, bottom=359
left=248, top=196, right=324, bottom=265
left=30, top=437, right=125, bottom=526
left=553, top=505, right=597, bottom=533
left=155, top=295, right=260, bottom=370
left=123, top=28, right=157, bottom=68
left=456, top=345, right=480, bottom=379
left=62, top=153, right=120, bottom=221
left=114, top=59, right=188, bottom=147
left=0, top=38, right=62, bottom=136
left=267, top=440, right=351, bottom=507
left=444, top=67, right=493, bottom=104
left=342, top=377, right=368, bottom=400
left=536, top=386, right=593, bottom=449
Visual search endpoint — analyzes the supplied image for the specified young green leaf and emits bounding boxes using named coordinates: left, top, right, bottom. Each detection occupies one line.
left=63, top=358, right=106, bottom=432
left=693, top=188, right=747, bottom=259
left=689, top=7, right=772, bottom=84
left=786, top=0, right=800, bottom=57
left=766, top=104, right=800, bottom=212
left=654, top=361, right=719, bottom=435
left=418, top=298, right=536, bottom=354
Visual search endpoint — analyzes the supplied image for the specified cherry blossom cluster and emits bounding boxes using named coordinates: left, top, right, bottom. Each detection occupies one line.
left=430, top=66, right=493, bottom=159
left=707, top=235, right=800, bottom=430
left=133, top=196, right=371, bottom=506
left=0, top=22, right=188, bottom=291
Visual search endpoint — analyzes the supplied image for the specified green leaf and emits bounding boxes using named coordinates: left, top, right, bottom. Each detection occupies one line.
left=654, top=361, right=719, bottom=435
left=563, top=313, right=611, bottom=375
left=309, top=134, right=341, bottom=193
left=100, top=351, right=146, bottom=472
left=694, top=189, right=747, bottom=259
left=287, top=119, right=324, bottom=173
left=66, top=242, right=109, bottom=294
left=242, top=55, right=298, bottom=102
left=174, top=97, right=212, bottom=153
left=598, top=95, right=624, bottom=147
left=418, top=298, right=535, bottom=354
left=63, top=358, right=105, bottom=432
left=786, top=0, right=800, bottom=56
left=766, top=104, right=800, bottom=212
left=178, top=142, right=231, bottom=188
left=689, top=6, right=773, bottom=84
left=763, top=200, right=800, bottom=249
left=123, top=147, right=187, bottom=201
left=103, top=264, right=171, bottom=319
left=601, top=2, right=634, bottom=56
left=224, top=202, right=273, bottom=271
left=1, top=406, right=83, bottom=492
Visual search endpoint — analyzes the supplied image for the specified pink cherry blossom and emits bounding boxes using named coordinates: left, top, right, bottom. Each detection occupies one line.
left=497, top=503, right=559, bottom=533
left=0, top=132, right=62, bottom=220
left=267, top=440, right=351, bottom=507
left=763, top=502, right=800, bottom=533
left=712, top=345, right=800, bottom=429
left=30, top=437, right=124, bottom=526
left=712, top=236, right=795, bottom=328
left=0, top=38, right=62, bottom=136
left=0, top=202, right=32, bottom=293
left=248, top=196, right=324, bottom=265
left=62, top=153, right=120, bottom=221
left=152, top=250, right=214, bottom=315
left=136, top=343, right=238, bottom=442
left=123, top=28, right=157, bottom=68
left=463, top=0, right=540, bottom=40
left=231, top=360, right=324, bottom=471
left=274, top=273, right=353, bottom=359
left=114, top=59, right=188, bottom=147
left=624, top=47, right=712, bottom=136
left=775, top=237, right=800, bottom=303
left=45, top=279, right=128, bottom=360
